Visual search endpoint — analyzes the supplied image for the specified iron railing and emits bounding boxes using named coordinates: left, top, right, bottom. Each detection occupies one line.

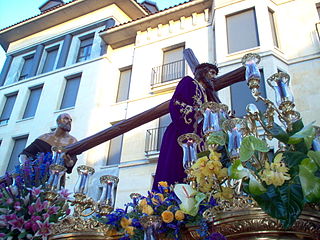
left=151, top=59, right=185, bottom=86
left=145, top=126, right=168, bottom=154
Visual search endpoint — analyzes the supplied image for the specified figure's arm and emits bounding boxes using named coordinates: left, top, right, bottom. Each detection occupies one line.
left=64, top=136, right=78, bottom=173
left=169, top=76, right=198, bottom=126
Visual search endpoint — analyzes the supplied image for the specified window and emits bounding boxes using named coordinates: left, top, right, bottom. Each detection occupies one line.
left=0, top=92, right=18, bottom=125
left=76, top=34, right=94, bottom=63
left=107, top=134, right=123, bottom=165
left=226, top=8, right=260, bottom=53
left=317, top=3, right=320, bottom=18
left=231, top=70, right=266, bottom=117
left=60, top=75, right=81, bottom=109
left=116, top=67, right=132, bottom=102
left=42, top=46, right=59, bottom=73
left=23, top=85, right=43, bottom=119
left=268, top=9, right=279, bottom=48
left=7, top=136, right=28, bottom=172
left=19, top=55, right=34, bottom=80
left=162, top=46, right=185, bottom=83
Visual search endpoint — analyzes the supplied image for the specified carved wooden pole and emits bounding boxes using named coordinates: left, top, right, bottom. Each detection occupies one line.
left=65, top=66, right=245, bottom=155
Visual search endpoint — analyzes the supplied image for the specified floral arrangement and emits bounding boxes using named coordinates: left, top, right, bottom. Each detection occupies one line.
left=96, top=181, right=218, bottom=239
left=190, top=118, right=320, bottom=229
left=0, top=153, right=71, bottom=240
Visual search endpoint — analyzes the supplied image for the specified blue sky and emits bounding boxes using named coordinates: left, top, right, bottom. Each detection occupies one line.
left=0, top=0, right=187, bottom=69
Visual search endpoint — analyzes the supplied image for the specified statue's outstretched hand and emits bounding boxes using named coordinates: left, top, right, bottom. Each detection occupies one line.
left=64, top=154, right=75, bottom=168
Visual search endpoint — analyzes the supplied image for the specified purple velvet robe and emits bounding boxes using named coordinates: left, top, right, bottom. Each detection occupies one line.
left=153, top=76, right=206, bottom=190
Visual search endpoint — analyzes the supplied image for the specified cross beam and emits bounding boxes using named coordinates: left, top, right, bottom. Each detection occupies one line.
left=65, top=66, right=245, bottom=155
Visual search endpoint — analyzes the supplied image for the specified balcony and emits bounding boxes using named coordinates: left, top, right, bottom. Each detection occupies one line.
left=145, top=126, right=167, bottom=155
left=151, top=59, right=186, bottom=86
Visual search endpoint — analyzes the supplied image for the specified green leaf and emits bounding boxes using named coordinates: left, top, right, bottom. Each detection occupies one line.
left=283, top=151, right=307, bottom=169
left=197, top=150, right=210, bottom=159
left=229, top=159, right=250, bottom=179
left=250, top=182, right=304, bottom=228
left=288, top=122, right=316, bottom=149
left=268, top=122, right=289, bottom=143
left=240, top=136, right=269, bottom=162
left=308, top=151, right=320, bottom=168
left=206, top=131, right=226, bottom=146
left=248, top=174, right=267, bottom=195
left=299, top=158, right=320, bottom=202
left=288, top=119, right=304, bottom=136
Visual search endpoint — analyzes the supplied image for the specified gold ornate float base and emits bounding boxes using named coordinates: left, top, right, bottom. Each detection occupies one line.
left=49, top=216, right=124, bottom=240
left=212, top=207, right=320, bottom=240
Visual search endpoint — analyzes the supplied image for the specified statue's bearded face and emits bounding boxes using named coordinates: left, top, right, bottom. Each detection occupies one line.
left=57, top=114, right=72, bottom=132
left=204, top=68, right=217, bottom=81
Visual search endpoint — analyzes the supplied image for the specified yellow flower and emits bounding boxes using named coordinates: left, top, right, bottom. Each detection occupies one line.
left=192, top=156, right=209, bottom=170
left=199, top=180, right=213, bottom=193
left=120, top=217, right=132, bottom=228
left=209, top=150, right=221, bottom=161
left=161, top=210, right=174, bottom=223
left=139, top=198, right=148, bottom=208
left=158, top=181, right=169, bottom=192
left=175, top=210, right=185, bottom=221
left=125, top=226, right=135, bottom=235
left=216, top=168, right=228, bottom=180
left=106, top=228, right=118, bottom=237
left=151, top=193, right=164, bottom=205
left=213, top=187, right=233, bottom=200
left=259, top=157, right=290, bottom=187
left=142, top=205, right=154, bottom=215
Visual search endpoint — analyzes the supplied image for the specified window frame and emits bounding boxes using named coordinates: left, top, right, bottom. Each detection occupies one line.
left=106, top=134, right=124, bottom=166
left=226, top=8, right=260, bottom=54
left=0, top=92, right=18, bottom=125
left=7, top=135, right=28, bottom=172
left=41, top=45, right=60, bottom=74
left=116, top=66, right=132, bottom=103
left=268, top=8, right=279, bottom=48
left=22, top=84, right=43, bottom=119
left=18, top=54, right=35, bottom=81
left=59, top=73, right=81, bottom=110
left=76, top=33, right=95, bottom=63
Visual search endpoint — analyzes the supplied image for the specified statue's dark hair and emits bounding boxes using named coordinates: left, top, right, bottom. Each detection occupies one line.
left=194, top=63, right=221, bottom=103
left=194, top=63, right=219, bottom=80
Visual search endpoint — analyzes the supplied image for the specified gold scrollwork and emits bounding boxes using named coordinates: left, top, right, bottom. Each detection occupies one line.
left=174, top=100, right=194, bottom=124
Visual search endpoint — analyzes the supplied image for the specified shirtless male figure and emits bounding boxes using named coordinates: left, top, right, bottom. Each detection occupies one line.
left=20, top=113, right=77, bottom=173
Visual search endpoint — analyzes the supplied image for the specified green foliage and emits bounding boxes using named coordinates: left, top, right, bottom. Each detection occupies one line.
left=229, top=159, right=266, bottom=195
left=268, top=122, right=290, bottom=143
left=206, top=131, right=226, bottom=146
left=239, top=136, right=269, bottom=162
left=299, top=157, right=320, bottom=202
left=288, top=122, right=316, bottom=149
left=247, top=180, right=304, bottom=229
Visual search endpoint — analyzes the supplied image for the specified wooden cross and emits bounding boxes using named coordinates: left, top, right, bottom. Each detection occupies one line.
left=65, top=49, right=246, bottom=155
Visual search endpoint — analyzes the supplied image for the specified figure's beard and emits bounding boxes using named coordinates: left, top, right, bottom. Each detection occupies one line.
left=58, top=123, right=71, bottom=132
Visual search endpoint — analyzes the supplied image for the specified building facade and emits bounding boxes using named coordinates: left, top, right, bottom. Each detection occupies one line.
left=0, top=0, right=319, bottom=208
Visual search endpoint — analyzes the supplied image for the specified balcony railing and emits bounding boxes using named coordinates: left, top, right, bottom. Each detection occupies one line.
left=145, top=126, right=168, bottom=154
left=151, top=59, right=186, bottom=86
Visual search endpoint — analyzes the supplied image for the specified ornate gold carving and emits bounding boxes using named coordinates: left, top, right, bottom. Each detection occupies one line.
left=200, top=101, right=228, bottom=114
left=174, top=100, right=194, bottom=124
left=77, top=165, right=95, bottom=175
left=100, top=175, right=119, bottom=184
left=177, top=133, right=202, bottom=147
left=209, top=207, right=320, bottom=240
left=50, top=216, right=108, bottom=236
